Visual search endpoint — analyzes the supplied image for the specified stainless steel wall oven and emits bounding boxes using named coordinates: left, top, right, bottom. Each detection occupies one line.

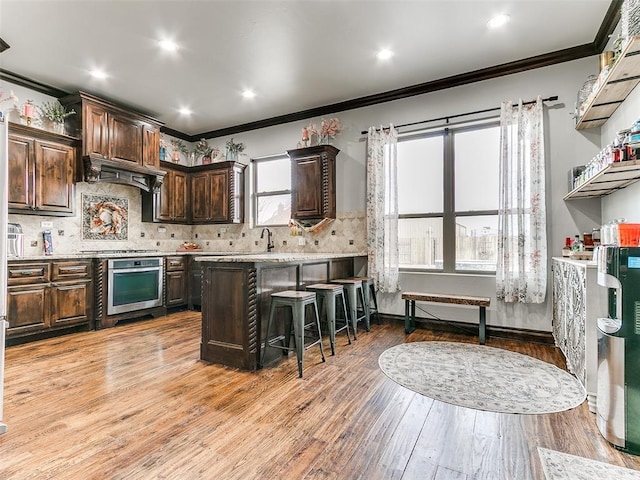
left=107, top=257, right=163, bottom=315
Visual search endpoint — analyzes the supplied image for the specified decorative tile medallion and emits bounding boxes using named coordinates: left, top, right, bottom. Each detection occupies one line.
left=82, top=194, right=129, bottom=240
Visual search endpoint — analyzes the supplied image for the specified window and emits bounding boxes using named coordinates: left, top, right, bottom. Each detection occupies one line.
left=253, top=155, right=291, bottom=226
left=397, top=122, right=500, bottom=273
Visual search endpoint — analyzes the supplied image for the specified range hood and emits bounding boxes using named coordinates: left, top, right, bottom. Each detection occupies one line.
left=83, top=156, right=165, bottom=193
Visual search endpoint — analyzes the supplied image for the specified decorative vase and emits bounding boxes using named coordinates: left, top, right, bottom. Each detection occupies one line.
left=202, top=155, right=212, bottom=165
left=53, top=121, right=65, bottom=135
left=171, top=150, right=180, bottom=163
left=159, top=146, right=166, bottom=162
left=226, top=149, right=238, bottom=161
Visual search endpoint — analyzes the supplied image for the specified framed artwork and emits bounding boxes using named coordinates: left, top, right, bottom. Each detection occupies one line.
left=82, top=194, right=129, bottom=240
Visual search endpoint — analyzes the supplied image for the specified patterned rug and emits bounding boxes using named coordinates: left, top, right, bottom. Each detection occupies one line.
left=538, top=447, right=640, bottom=479
left=378, top=341, right=586, bottom=414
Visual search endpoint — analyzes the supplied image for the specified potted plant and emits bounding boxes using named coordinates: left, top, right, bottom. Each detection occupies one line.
left=225, top=137, right=245, bottom=161
left=38, top=100, right=76, bottom=134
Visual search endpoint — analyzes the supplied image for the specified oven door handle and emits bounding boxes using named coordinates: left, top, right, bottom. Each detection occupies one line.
left=111, top=266, right=163, bottom=275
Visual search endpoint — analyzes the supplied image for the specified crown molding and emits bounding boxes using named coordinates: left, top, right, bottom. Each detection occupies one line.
left=0, top=68, right=69, bottom=98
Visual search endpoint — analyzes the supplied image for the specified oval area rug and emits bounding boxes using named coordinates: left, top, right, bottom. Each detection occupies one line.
left=378, top=341, right=586, bottom=414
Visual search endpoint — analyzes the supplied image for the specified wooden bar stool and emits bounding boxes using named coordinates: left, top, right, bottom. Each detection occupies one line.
left=330, top=278, right=369, bottom=339
left=306, top=283, right=352, bottom=355
left=261, top=290, right=326, bottom=378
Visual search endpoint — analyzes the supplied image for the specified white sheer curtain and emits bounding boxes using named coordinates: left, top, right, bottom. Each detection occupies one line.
left=366, top=125, right=400, bottom=293
left=496, top=97, right=547, bottom=303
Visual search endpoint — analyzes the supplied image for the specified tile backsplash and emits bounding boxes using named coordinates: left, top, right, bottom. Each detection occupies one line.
left=11, top=182, right=366, bottom=256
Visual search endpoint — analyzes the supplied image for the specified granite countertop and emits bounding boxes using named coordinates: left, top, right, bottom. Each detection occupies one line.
left=195, top=252, right=367, bottom=263
left=9, top=251, right=366, bottom=262
left=8, top=251, right=247, bottom=261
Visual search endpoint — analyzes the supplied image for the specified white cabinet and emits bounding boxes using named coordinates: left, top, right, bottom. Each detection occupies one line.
left=552, top=257, right=607, bottom=412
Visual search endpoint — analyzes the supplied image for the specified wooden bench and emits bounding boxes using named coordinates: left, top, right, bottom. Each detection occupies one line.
left=401, top=292, right=491, bottom=344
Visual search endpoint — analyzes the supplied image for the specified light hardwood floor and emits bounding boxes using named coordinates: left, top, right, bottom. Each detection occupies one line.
left=1, top=311, right=639, bottom=479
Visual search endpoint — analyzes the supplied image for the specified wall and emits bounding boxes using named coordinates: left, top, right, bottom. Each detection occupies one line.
left=2, top=55, right=610, bottom=332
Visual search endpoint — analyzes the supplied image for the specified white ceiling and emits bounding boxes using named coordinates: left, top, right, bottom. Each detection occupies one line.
left=0, top=0, right=613, bottom=137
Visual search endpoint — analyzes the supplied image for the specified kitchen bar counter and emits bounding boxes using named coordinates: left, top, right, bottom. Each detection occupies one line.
left=198, top=253, right=367, bottom=370
left=195, top=252, right=366, bottom=263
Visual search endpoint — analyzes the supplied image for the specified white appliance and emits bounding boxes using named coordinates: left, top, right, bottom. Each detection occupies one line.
left=0, top=110, right=8, bottom=435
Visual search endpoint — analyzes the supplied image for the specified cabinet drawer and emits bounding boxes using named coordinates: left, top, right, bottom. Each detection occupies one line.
left=165, top=256, right=186, bottom=271
left=52, top=261, right=91, bottom=281
left=7, top=262, right=50, bottom=285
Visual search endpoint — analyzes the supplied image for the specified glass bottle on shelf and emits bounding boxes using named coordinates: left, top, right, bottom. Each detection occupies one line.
left=571, top=234, right=584, bottom=252
left=576, top=74, right=597, bottom=120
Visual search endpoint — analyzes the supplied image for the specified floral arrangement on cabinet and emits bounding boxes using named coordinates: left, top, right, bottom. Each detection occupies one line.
left=320, top=117, right=341, bottom=144
left=37, top=100, right=76, bottom=134
left=297, top=117, right=341, bottom=148
left=225, top=138, right=245, bottom=161
left=170, top=138, right=189, bottom=163
left=193, top=138, right=220, bottom=164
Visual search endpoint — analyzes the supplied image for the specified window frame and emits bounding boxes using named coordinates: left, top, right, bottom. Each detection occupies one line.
left=398, top=120, right=500, bottom=275
left=251, top=153, right=291, bottom=228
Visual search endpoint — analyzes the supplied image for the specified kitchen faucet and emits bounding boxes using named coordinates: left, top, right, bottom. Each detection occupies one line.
left=260, top=227, right=274, bottom=252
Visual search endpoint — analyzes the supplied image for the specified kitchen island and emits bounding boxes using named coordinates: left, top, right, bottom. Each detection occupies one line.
left=196, top=253, right=367, bottom=370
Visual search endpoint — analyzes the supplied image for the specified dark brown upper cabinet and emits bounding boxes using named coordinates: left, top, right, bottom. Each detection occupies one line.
left=190, top=161, right=245, bottom=224
left=62, top=92, right=162, bottom=168
left=287, top=145, right=338, bottom=220
left=8, top=123, right=78, bottom=216
left=143, top=161, right=245, bottom=225
left=142, top=161, right=190, bottom=223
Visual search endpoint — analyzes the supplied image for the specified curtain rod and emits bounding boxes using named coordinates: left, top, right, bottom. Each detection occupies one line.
left=360, top=95, right=558, bottom=135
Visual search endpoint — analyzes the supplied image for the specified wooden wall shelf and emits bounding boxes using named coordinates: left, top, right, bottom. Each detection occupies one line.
left=576, top=36, right=640, bottom=131
left=563, top=160, right=640, bottom=200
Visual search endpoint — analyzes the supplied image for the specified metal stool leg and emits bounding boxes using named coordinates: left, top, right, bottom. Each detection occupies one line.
left=369, top=283, right=380, bottom=324
left=312, top=300, right=325, bottom=363
left=337, top=290, right=352, bottom=345
left=344, top=284, right=358, bottom=340
left=357, top=285, right=370, bottom=332
left=361, top=283, right=371, bottom=329
left=325, top=292, right=336, bottom=355
left=292, top=300, right=305, bottom=378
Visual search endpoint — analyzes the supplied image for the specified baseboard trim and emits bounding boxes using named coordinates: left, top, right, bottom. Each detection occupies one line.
left=379, top=313, right=555, bottom=345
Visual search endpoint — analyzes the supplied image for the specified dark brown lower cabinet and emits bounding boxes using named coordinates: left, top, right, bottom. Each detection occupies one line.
left=6, top=259, right=93, bottom=344
left=165, top=255, right=187, bottom=307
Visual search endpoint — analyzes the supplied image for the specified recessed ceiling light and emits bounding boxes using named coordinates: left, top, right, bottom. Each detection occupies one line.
left=90, top=69, right=107, bottom=79
left=377, top=48, right=394, bottom=60
left=179, top=107, right=192, bottom=115
left=241, top=89, right=256, bottom=99
left=487, top=13, right=510, bottom=28
left=159, top=39, right=178, bottom=52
